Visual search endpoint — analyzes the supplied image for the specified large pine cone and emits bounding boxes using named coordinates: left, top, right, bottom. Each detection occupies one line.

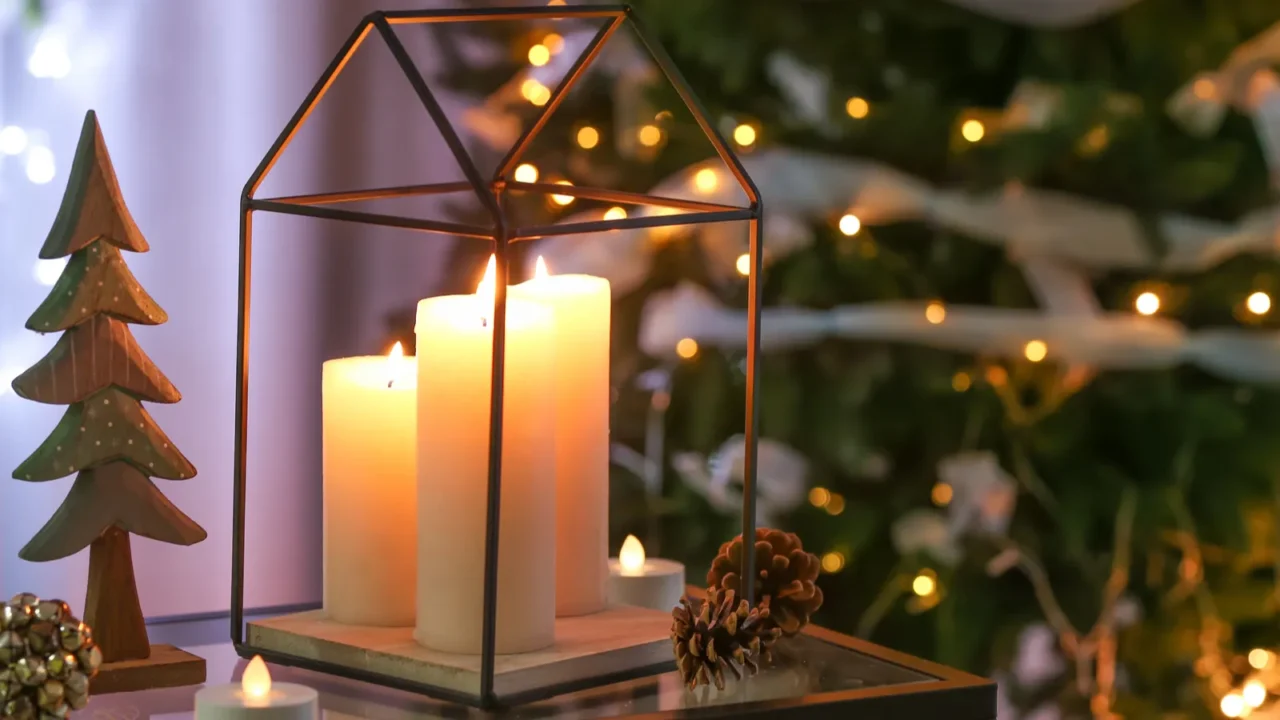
left=671, top=586, right=780, bottom=690
left=707, top=528, right=823, bottom=636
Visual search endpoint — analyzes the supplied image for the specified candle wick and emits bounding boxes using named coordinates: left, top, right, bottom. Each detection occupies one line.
left=481, top=317, right=489, bottom=328
left=387, top=378, right=394, bottom=389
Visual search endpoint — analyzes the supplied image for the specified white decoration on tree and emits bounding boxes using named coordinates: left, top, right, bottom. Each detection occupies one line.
left=671, top=434, right=809, bottom=527
left=890, top=509, right=959, bottom=566
left=937, top=452, right=1017, bottom=537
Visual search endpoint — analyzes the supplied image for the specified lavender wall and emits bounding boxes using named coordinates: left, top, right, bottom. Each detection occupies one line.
left=0, top=0, right=453, bottom=616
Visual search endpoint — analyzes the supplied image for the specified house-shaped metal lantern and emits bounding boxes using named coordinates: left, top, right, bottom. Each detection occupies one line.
left=231, top=4, right=763, bottom=708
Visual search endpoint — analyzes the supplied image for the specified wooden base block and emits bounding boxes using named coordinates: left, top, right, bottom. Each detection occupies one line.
left=90, top=644, right=207, bottom=695
left=247, top=605, right=673, bottom=699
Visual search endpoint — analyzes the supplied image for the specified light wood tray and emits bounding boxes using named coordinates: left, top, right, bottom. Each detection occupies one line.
left=246, top=604, right=672, bottom=698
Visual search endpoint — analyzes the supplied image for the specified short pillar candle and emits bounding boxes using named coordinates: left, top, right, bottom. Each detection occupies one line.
left=195, top=656, right=318, bottom=720
left=607, top=535, right=685, bottom=612
left=321, top=344, right=417, bottom=626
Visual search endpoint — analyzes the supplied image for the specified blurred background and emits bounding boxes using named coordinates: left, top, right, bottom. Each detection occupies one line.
left=6, top=0, right=1280, bottom=717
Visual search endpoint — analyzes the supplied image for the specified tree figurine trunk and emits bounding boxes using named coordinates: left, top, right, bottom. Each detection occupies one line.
left=85, top=527, right=150, bottom=663
left=8, top=109, right=206, bottom=693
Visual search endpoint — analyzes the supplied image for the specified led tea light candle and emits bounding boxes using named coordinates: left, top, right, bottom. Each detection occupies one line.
left=607, top=534, right=685, bottom=612
left=321, top=342, right=417, bottom=626
left=195, top=656, right=318, bottom=720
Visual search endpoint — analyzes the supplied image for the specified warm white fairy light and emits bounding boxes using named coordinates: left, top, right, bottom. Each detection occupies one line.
left=576, top=126, right=599, bottom=149
left=1135, top=291, right=1160, bottom=316
left=1247, top=291, right=1271, bottom=315
left=1024, top=339, right=1048, bottom=362
left=846, top=97, right=870, bottom=119
left=28, top=32, right=71, bottom=79
left=25, top=146, right=56, bottom=184
left=693, top=168, right=719, bottom=194
left=736, top=253, right=750, bottom=276
left=0, top=126, right=28, bottom=156
left=1221, top=692, right=1245, bottom=718
left=638, top=124, right=662, bottom=147
left=912, top=571, right=937, bottom=597
left=1244, top=680, right=1267, bottom=708
left=733, top=124, right=756, bottom=147
left=925, top=302, right=946, bottom=324
left=1249, top=649, right=1272, bottom=670
left=676, top=337, right=698, bottom=359
left=839, top=213, right=861, bottom=236
left=550, top=180, right=575, bottom=206
left=513, top=163, right=539, bottom=183
left=821, top=551, right=845, bottom=573
left=961, top=119, right=985, bottom=143
left=542, top=33, right=564, bottom=54
left=527, top=44, right=551, bottom=67
left=603, top=206, right=627, bottom=221
left=33, top=258, right=66, bottom=286
left=521, top=78, right=551, bottom=106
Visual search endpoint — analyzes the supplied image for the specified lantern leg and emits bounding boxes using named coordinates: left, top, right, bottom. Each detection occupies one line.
left=741, top=210, right=763, bottom=608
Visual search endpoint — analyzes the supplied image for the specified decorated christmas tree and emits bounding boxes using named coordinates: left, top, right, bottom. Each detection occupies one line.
left=10, top=110, right=205, bottom=665
left=422, top=1, right=1280, bottom=716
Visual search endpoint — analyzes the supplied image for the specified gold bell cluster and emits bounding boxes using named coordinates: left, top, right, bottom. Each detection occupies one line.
left=0, top=594, right=102, bottom=720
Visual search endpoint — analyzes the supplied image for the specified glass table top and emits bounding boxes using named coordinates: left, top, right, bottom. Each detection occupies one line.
left=83, top=613, right=948, bottom=719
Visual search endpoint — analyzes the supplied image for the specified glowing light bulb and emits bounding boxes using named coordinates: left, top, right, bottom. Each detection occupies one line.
left=846, top=97, right=870, bottom=119
left=638, top=124, right=662, bottom=147
left=676, top=338, right=698, bottom=359
left=825, top=493, right=846, bottom=515
left=1222, top=692, right=1245, bottom=718
left=27, top=33, right=70, bottom=79
left=736, top=253, right=751, bottom=276
left=603, top=206, right=627, bottom=221
left=1135, top=291, right=1160, bottom=316
left=1193, top=78, right=1216, bottom=100
left=528, top=44, right=551, bottom=67
left=808, top=487, right=831, bottom=507
left=693, top=168, right=719, bottom=194
left=543, top=33, right=564, bottom=54
left=1248, top=291, right=1271, bottom=315
left=952, top=372, right=971, bottom=392
left=1024, top=340, right=1047, bottom=363
left=550, top=180, right=575, bottom=206
left=242, top=656, right=272, bottom=701
left=961, top=119, right=985, bottom=143
left=912, top=572, right=937, bottom=597
left=820, top=552, right=845, bottom=573
left=733, top=124, right=756, bottom=147
left=476, top=255, right=496, bottom=326
left=1249, top=649, right=1272, bottom=670
left=0, top=126, right=28, bottom=156
left=535, top=256, right=549, bottom=279
left=932, top=483, right=953, bottom=506
left=1244, top=680, right=1267, bottom=708
left=576, top=126, right=599, bottom=149
left=33, top=258, right=65, bottom=286
left=619, top=534, right=646, bottom=575
left=925, top=302, right=946, bottom=325
left=26, top=146, right=55, bottom=184
left=513, top=163, right=539, bottom=183
left=839, top=214, right=861, bottom=236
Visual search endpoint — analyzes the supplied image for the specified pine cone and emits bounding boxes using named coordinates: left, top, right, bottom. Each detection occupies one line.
left=0, top=594, right=98, bottom=719
left=671, top=586, right=780, bottom=690
left=707, top=528, right=823, bottom=636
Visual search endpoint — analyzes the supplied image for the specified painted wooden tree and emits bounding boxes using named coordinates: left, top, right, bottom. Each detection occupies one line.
left=10, top=110, right=206, bottom=672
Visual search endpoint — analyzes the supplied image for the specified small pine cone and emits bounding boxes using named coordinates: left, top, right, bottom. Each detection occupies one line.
left=670, top=586, right=781, bottom=691
left=707, top=528, right=823, bottom=636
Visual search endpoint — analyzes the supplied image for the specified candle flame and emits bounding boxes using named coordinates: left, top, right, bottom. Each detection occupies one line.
left=386, top=341, right=405, bottom=388
left=477, top=255, right=496, bottom=327
left=619, top=534, right=646, bottom=575
left=242, top=655, right=271, bottom=700
left=535, top=256, right=549, bottom=279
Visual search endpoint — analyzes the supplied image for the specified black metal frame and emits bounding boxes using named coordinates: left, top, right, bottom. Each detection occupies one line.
left=231, top=4, right=763, bottom=709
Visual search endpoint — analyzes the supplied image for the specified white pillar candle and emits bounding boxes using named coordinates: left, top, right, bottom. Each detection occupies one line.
left=321, top=344, right=416, bottom=626
left=195, top=656, right=317, bottom=720
left=415, top=257, right=557, bottom=654
left=512, top=258, right=610, bottom=617
left=607, top=535, right=685, bottom=612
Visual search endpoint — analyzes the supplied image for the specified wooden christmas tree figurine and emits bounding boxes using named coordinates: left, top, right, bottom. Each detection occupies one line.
left=10, top=109, right=207, bottom=693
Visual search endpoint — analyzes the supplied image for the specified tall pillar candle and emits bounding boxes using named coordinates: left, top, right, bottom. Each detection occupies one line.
left=321, top=344, right=416, bottom=626
left=512, top=259, right=610, bottom=617
left=415, top=259, right=557, bottom=654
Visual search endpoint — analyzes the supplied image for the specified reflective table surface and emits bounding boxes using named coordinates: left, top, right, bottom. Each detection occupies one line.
left=84, top=613, right=994, bottom=719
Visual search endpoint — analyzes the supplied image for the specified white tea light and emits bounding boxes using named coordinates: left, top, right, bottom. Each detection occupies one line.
left=607, top=535, right=685, bottom=612
left=195, top=656, right=318, bottom=720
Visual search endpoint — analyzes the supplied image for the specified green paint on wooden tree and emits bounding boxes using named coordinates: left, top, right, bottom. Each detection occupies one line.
left=27, top=240, right=167, bottom=332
